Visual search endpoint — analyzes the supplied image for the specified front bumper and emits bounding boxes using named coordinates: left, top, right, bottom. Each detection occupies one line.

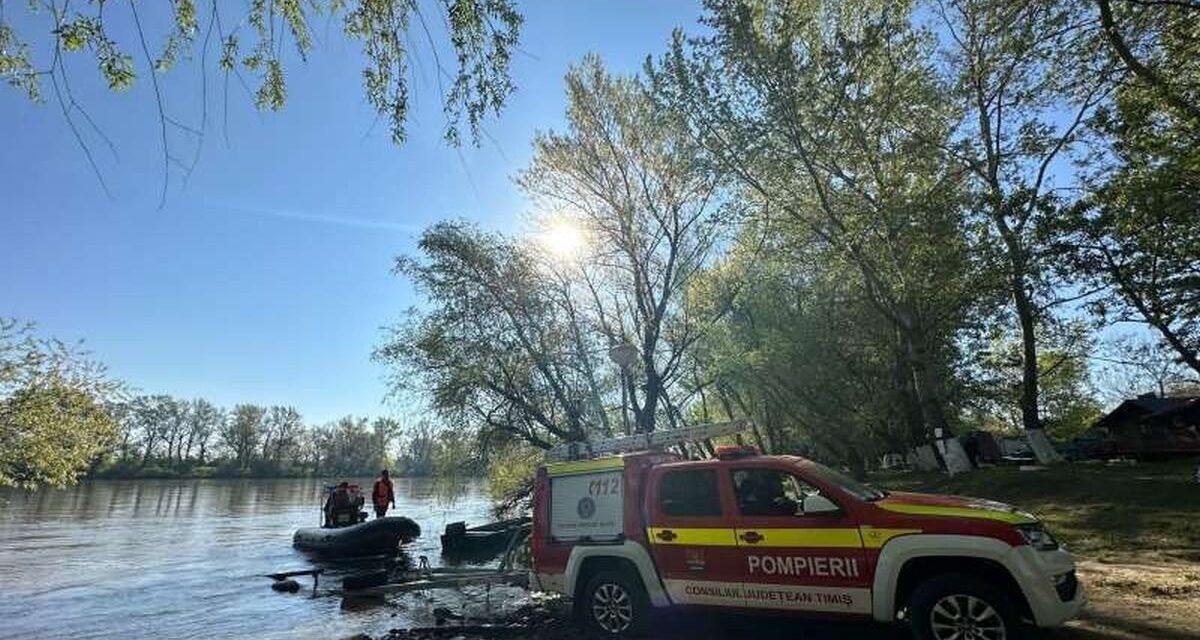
left=1007, top=545, right=1086, bottom=627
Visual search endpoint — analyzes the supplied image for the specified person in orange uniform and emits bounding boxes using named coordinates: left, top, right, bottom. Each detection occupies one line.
left=372, top=469, right=396, bottom=519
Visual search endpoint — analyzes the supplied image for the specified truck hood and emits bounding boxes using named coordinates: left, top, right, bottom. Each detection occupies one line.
left=876, top=491, right=1038, bottom=525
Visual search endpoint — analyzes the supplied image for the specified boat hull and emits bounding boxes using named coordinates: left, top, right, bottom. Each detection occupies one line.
left=293, top=516, right=420, bottom=557
left=440, top=517, right=531, bottom=559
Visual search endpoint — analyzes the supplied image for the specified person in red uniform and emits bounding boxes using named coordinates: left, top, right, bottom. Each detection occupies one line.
left=372, top=469, right=396, bottom=519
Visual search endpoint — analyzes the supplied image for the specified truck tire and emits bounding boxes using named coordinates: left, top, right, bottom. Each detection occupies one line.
left=908, top=573, right=1018, bottom=640
left=580, top=569, right=649, bottom=638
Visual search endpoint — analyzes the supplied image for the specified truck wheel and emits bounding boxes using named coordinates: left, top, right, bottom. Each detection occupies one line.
left=580, top=570, right=648, bottom=638
left=908, top=573, right=1018, bottom=640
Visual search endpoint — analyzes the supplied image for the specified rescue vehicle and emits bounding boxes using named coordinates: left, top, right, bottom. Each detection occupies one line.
left=530, top=421, right=1084, bottom=639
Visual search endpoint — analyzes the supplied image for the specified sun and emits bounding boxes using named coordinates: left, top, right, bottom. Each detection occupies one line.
left=539, top=220, right=587, bottom=259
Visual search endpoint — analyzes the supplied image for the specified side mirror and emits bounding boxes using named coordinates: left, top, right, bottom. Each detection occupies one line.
left=801, top=494, right=839, bottom=515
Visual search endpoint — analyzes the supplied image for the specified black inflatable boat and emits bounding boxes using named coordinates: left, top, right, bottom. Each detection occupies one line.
left=293, top=516, right=420, bottom=556
left=440, top=516, right=531, bottom=558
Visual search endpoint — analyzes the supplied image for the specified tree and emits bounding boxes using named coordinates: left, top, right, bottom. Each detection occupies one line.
left=1, top=0, right=522, bottom=200
left=688, top=233, right=945, bottom=473
left=0, top=381, right=118, bottom=488
left=187, top=398, right=222, bottom=464
left=376, top=222, right=596, bottom=450
left=518, top=55, right=732, bottom=434
left=261, top=405, right=304, bottom=466
left=161, top=396, right=191, bottom=464
left=1093, top=0, right=1200, bottom=127
left=650, top=0, right=980, bottom=468
left=370, top=416, right=402, bottom=472
left=1059, top=1, right=1200, bottom=375
left=966, top=321, right=1103, bottom=440
left=1095, top=336, right=1199, bottom=403
left=396, top=420, right=438, bottom=476
left=318, top=415, right=376, bottom=476
left=927, top=0, right=1118, bottom=462
left=221, top=403, right=264, bottom=472
left=0, top=318, right=122, bottom=488
left=128, top=394, right=176, bottom=466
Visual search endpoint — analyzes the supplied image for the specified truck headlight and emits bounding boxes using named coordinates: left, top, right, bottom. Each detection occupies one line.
left=1015, top=523, right=1059, bottom=551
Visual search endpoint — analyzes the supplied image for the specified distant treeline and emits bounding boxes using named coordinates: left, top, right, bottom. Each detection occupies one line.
left=89, top=395, right=465, bottom=480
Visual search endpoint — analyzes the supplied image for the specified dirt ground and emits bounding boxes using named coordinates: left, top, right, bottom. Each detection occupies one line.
left=1059, top=555, right=1200, bottom=640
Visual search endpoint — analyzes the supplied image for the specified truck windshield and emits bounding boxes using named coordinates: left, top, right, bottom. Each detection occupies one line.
left=805, top=462, right=887, bottom=502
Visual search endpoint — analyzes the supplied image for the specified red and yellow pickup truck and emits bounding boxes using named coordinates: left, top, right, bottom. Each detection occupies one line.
left=531, top=445, right=1083, bottom=639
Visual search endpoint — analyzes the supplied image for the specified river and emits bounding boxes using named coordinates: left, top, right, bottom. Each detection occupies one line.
left=0, top=477, right=519, bottom=640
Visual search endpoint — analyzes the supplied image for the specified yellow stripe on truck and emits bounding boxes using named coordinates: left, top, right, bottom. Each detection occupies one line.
left=878, top=502, right=1037, bottom=525
left=648, top=527, right=868, bottom=548
left=740, top=528, right=864, bottom=548
left=858, top=526, right=922, bottom=549
left=647, top=527, right=738, bottom=546
left=544, top=456, right=625, bottom=477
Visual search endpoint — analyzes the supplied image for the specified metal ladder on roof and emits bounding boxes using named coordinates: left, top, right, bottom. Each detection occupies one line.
left=545, top=418, right=754, bottom=461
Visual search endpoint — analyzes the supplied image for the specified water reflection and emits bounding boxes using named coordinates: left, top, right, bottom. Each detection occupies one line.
left=0, top=477, right=493, bottom=639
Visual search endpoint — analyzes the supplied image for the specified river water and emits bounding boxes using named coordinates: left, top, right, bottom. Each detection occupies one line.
left=0, top=477, right=521, bottom=640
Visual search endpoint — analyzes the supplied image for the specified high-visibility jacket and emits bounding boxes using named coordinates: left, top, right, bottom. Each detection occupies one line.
left=372, top=478, right=394, bottom=507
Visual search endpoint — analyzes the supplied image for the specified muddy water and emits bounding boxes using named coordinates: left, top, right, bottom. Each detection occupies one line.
left=0, top=478, right=518, bottom=639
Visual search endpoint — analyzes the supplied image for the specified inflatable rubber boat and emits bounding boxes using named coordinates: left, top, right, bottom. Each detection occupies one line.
left=293, top=516, right=420, bottom=556
left=440, top=516, right=531, bottom=559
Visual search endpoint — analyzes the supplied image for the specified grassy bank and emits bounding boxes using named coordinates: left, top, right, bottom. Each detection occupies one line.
left=872, top=459, right=1200, bottom=559
left=874, top=460, right=1200, bottom=640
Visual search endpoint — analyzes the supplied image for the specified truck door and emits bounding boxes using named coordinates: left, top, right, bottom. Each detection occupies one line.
left=645, top=466, right=744, bottom=608
left=729, top=467, right=872, bottom=616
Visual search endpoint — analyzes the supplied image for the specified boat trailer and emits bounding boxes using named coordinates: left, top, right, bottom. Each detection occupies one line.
left=265, top=522, right=531, bottom=600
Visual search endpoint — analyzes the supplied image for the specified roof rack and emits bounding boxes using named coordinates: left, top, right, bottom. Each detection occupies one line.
left=545, top=419, right=754, bottom=462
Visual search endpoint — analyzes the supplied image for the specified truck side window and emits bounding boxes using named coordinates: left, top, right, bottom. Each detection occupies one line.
left=732, top=469, right=820, bottom=516
left=659, top=470, right=722, bottom=517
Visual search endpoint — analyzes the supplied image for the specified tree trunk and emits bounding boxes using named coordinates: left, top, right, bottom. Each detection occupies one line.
left=1011, top=268, right=1062, bottom=464
left=1013, top=282, right=1041, bottom=432
left=894, top=341, right=929, bottom=447
left=895, top=309, right=956, bottom=472
left=140, top=436, right=156, bottom=467
left=995, top=220, right=1062, bottom=464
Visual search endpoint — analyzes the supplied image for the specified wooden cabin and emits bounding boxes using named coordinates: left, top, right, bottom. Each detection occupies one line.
left=1091, top=394, right=1200, bottom=458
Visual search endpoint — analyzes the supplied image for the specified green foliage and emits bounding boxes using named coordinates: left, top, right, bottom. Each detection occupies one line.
left=98, top=389, right=419, bottom=479
left=431, top=427, right=477, bottom=478
left=922, top=0, right=1116, bottom=438
left=383, top=56, right=731, bottom=461
left=376, top=221, right=594, bottom=449
left=966, top=321, right=1104, bottom=440
left=0, top=318, right=123, bottom=488
left=441, top=0, right=522, bottom=144
left=486, top=441, right=539, bottom=515
left=518, top=55, right=731, bottom=435
left=386, top=2, right=1196, bottom=476
left=0, top=23, right=40, bottom=100
left=5, top=0, right=522, bottom=145
left=221, top=403, right=264, bottom=471
left=646, top=0, right=981, bottom=467
left=1057, top=3, right=1200, bottom=375
left=156, top=0, right=199, bottom=72
left=55, top=16, right=136, bottom=90
left=0, top=380, right=118, bottom=489
left=486, top=442, right=538, bottom=503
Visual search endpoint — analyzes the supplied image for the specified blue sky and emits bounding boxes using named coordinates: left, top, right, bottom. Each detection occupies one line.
left=1, top=1, right=703, bottom=423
